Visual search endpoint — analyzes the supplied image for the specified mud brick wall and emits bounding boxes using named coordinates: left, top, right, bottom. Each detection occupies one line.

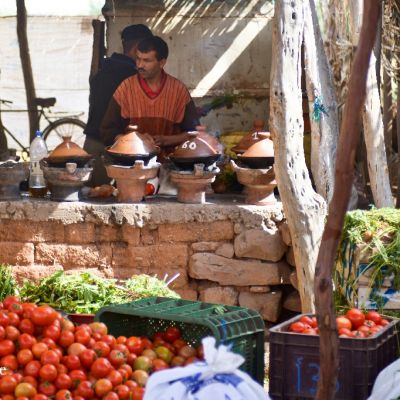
left=0, top=199, right=301, bottom=322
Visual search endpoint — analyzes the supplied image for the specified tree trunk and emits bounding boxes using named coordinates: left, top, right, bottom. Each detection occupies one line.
left=382, top=68, right=393, bottom=159
left=350, top=0, right=392, bottom=207
left=270, top=0, right=327, bottom=313
left=303, top=0, right=339, bottom=203
left=0, top=111, right=9, bottom=161
left=397, top=92, right=400, bottom=208
left=90, top=20, right=105, bottom=80
left=16, top=0, right=39, bottom=143
left=315, top=2, right=382, bottom=399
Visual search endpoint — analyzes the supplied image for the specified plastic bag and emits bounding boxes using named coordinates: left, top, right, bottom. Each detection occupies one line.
left=144, top=337, right=269, bottom=400
left=367, top=358, right=400, bottom=400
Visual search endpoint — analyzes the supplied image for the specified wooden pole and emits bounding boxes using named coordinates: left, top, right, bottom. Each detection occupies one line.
left=16, top=0, right=39, bottom=143
left=314, top=1, right=382, bottom=399
left=90, top=20, right=105, bottom=80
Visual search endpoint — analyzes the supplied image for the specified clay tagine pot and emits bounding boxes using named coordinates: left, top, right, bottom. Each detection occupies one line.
left=105, top=125, right=160, bottom=166
left=169, top=127, right=220, bottom=170
left=237, top=137, right=274, bottom=169
left=45, top=136, right=92, bottom=167
left=232, top=120, right=271, bottom=155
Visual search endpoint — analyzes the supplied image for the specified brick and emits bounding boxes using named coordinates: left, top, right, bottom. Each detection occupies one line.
left=121, top=225, right=140, bottom=245
left=35, top=243, right=112, bottom=268
left=112, top=244, right=188, bottom=271
left=96, top=225, right=120, bottom=242
left=174, top=287, right=198, bottom=301
left=159, top=221, right=233, bottom=243
left=140, top=227, right=159, bottom=245
left=65, top=223, right=95, bottom=244
left=13, top=264, right=63, bottom=283
left=0, top=220, right=64, bottom=243
left=0, top=242, right=34, bottom=265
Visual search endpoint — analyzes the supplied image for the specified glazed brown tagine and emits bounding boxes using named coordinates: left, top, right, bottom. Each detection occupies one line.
left=231, top=120, right=271, bottom=155
left=105, top=124, right=160, bottom=166
left=40, top=136, right=94, bottom=201
left=104, top=125, right=161, bottom=203
left=168, top=126, right=221, bottom=203
left=236, top=136, right=274, bottom=169
left=0, top=160, right=29, bottom=200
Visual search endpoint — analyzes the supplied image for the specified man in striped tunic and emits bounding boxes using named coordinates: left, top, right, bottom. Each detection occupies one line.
left=100, top=36, right=199, bottom=162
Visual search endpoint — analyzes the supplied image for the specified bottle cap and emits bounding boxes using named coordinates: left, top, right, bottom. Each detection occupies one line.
left=35, top=130, right=43, bottom=137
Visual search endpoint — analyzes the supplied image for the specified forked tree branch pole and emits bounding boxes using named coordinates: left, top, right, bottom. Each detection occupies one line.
left=314, top=1, right=382, bottom=399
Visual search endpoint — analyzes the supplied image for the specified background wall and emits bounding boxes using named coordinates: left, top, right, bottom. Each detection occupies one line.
left=102, top=0, right=274, bottom=136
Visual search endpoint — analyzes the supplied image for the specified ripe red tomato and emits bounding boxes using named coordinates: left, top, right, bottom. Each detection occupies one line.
left=1, top=354, right=18, bottom=370
left=79, top=349, right=97, bottom=369
left=8, top=302, right=23, bottom=316
left=0, top=311, right=10, bottom=327
left=24, top=360, right=41, bottom=377
left=31, top=306, right=58, bottom=326
left=338, top=327, right=352, bottom=336
left=76, top=380, right=94, bottom=399
left=109, top=349, right=127, bottom=367
left=365, top=311, right=382, bottom=324
left=106, top=370, right=123, bottom=386
left=62, top=355, right=81, bottom=370
left=5, top=325, right=20, bottom=341
left=351, top=330, right=365, bottom=338
left=43, top=324, right=61, bottom=342
left=58, top=331, right=74, bottom=348
left=19, top=319, right=35, bottom=335
left=103, top=392, right=119, bottom=400
left=94, top=378, right=113, bottom=397
left=346, top=308, right=365, bottom=329
left=0, top=375, right=18, bottom=394
left=40, top=350, right=60, bottom=365
left=336, top=316, right=352, bottom=331
left=31, top=342, right=48, bottom=359
left=8, top=312, right=21, bottom=327
left=90, top=357, right=112, bottom=378
left=74, top=329, right=91, bottom=346
left=152, top=358, right=169, bottom=371
left=3, top=296, right=20, bottom=309
left=0, top=339, right=15, bottom=356
left=114, top=384, right=130, bottom=400
left=126, top=337, right=144, bottom=356
left=55, top=389, right=72, bottom=400
left=288, top=321, right=306, bottom=333
left=380, top=318, right=390, bottom=326
left=68, top=370, right=87, bottom=389
left=39, top=364, right=58, bottom=382
left=164, top=326, right=181, bottom=343
left=21, top=303, right=37, bottom=319
left=54, top=373, right=72, bottom=390
left=88, top=322, right=107, bottom=336
left=15, top=382, right=37, bottom=398
left=19, top=333, right=37, bottom=350
left=92, top=341, right=110, bottom=358
left=38, top=381, right=56, bottom=397
left=131, top=386, right=145, bottom=400
left=21, top=375, right=38, bottom=389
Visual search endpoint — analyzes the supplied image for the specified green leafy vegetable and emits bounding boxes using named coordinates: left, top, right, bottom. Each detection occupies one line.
left=0, top=264, right=18, bottom=301
left=124, top=274, right=180, bottom=300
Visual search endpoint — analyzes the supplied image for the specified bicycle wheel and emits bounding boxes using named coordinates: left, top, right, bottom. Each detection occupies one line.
left=43, top=118, right=86, bottom=151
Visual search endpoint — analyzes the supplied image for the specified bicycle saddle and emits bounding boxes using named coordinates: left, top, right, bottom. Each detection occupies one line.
left=34, top=97, right=56, bottom=108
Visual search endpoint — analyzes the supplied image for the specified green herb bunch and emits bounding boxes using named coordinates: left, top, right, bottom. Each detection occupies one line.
left=0, top=264, right=18, bottom=301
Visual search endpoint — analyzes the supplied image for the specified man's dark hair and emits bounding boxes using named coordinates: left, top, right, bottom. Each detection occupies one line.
left=137, top=36, right=169, bottom=61
left=121, top=24, right=152, bottom=53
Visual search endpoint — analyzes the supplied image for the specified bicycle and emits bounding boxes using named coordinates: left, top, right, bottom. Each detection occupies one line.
left=0, top=97, right=86, bottom=159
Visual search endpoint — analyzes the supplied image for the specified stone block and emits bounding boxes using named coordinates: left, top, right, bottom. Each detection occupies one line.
left=35, top=243, right=112, bottom=268
left=283, top=290, right=302, bottom=312
left=159, top=221, right=233, bottom=243
left=0, top=220, right=64, bottom=243
left=151, top=267, right=188, bottom=288
left=13, top=264, right=63, bottom=283
left=121, top=225, right=141, bottom=245
left=278, top=261, right=293, bottom=284
left=110, top=266, right=148, bottom=280
left=249, top=286, right=271, bottom=293
left=239, top=290, right=282, bottom=322
left=96, top=225, right=119, bottom=242
left=289, top=270, right=298, bottom=290
left=189, top=253, right=287, bottom=286
left=199, top=286, right=238, bottom=305
left=215, top=243, right=234, bottom=258
left=65, top=223, right=95, bottom=244
left=286, top=246, right=296, bottom=266
left=234, top=228, right=287, bottom=261
left=279, top=222, right=292, bottom=246
left=191, top=242, right=220, bottom=252
left=0, top=242, right=34, bottom=265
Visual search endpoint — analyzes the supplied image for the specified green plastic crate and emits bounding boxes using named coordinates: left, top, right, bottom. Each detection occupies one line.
left=95, top=296, right=265, bottom=384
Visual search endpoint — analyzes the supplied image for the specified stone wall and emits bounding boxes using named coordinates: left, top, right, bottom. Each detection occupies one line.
left=0, top=198, right=301, bottom=322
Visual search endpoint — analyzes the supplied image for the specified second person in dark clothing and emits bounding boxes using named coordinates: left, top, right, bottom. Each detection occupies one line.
left=84, top=24, right=153, bottom=186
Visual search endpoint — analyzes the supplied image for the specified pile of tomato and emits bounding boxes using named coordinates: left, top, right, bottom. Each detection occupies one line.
left=0, top=296, right=203, bottom=400
left=288, top=308, right=390, bottom=338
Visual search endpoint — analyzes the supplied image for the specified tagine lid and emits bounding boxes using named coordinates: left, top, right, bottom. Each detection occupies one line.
left=241, top=137, right=274, bottom=158
left=172, top=136, right=218, bottom=159
left=107, top=125, right=160, bottom=156
left=232, top=120, right=271, bottom=154
left=48, top=136, right=89, bottom=159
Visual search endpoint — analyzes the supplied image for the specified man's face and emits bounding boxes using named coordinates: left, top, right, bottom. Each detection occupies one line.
left=136, top=50, right=166, bottom=80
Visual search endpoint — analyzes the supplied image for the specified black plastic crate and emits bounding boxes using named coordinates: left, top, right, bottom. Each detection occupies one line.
left=95, top=297, right=265, bottom=384
left=269, top=313, right=400, bottom=399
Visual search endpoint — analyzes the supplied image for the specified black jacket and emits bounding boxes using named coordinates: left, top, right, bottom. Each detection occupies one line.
left=84, top=53, right=137, bottom=139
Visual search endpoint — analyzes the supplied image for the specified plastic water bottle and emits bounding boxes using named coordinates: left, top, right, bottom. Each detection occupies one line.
left=29, top=130, right=48, bottom=197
